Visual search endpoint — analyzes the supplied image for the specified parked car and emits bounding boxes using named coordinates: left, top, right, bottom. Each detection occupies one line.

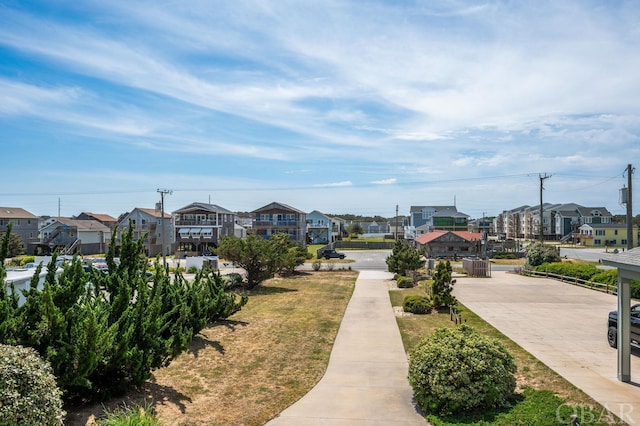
left=607, top=303, right=640, bottom=348
left=322, top=249, right=346, bottom=260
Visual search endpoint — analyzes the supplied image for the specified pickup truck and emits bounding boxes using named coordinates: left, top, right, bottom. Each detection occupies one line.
left=607, top=303, right=640, bottom=348
left=322, top=249, right=346, bottom=260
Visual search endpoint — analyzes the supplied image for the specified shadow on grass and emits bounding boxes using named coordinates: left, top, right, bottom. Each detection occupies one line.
left=64, top=382, right=193, bottom=426
left=188, top=335, right=226, bottom=357
left=250, top=285, right=299, bottom=295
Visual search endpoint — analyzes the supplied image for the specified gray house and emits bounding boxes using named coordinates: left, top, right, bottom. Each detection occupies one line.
left=0, top=207, right=39, bottom=254
left=172, top=202, right=235, bottom=255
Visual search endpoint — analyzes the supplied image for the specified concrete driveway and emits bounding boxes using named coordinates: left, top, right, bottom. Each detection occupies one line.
left=454, top=271, right=640, bottom=425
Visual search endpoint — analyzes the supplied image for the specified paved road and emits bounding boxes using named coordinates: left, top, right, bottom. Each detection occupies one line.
left=454, top=271, right=640, bottom=425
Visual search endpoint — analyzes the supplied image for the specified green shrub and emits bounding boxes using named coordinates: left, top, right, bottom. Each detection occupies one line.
left=396, top=276, right=414, bottom=288
left=402, top=295, right=432, bottom=314
left=187, top=266, right=198, bottom=274
left=492, top=253, right=516, bottom=259
left=0, top=344, right=65, bottom=425
left=222, top=272, right=244, bottom=288
left=312, top=260, right=322, bottom=271
left=408, top=325, right=516, bottom=415
left=590, top=269, right=618, bottom=287
left=534, top=262, right=599, bottom=281
left=632, top=280, right=640, bottom=299
left=524, top=242, right=560, bottom=267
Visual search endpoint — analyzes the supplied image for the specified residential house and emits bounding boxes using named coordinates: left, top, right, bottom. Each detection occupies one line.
left=76, top=212, right=118, bottom=230
left=359, top=221, right=391, bottom=235
left=409, top=206, right=469, bottom=232
left=578, top=223, right=637, bottom=248
left=307, top=210, right=342, bottom=244
left=117, top=208, right=174, bottom=257
left=37, top=217, right=111, bottom=255
left=0, top=207, right=39, bottom=254
left=415, top=230, right=482, bottom=259
left=172, top=202, right=235, bottom=255
left=252, top=202, right=307, bottom=245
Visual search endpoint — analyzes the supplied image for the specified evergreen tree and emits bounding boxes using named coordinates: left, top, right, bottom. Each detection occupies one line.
left=386, top=239, right=425, bottom=276
left=0, top=224, right=247, bottom=403
left=431, top=260, right=457, bottom=309
left=218, top=233, right=306, bottom=288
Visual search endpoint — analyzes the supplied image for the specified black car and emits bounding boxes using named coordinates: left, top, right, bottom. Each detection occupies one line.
left=322, top=249, right=346, bottom=260
left=607, top=303, right=640, bottom=348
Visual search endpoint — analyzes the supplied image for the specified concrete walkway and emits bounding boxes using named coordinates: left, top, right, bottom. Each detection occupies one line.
left=266, top=270, right=426, bottom=425
left=454, top=271, right=640, bottom=425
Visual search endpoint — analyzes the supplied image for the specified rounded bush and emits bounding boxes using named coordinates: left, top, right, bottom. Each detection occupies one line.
left=396, top=276, right=414, bottom=288
left=402, top=295, right=432, bottom=314
left=408, top=325, right=516, bottom=415
left=0, top=344, right=65, bottom=425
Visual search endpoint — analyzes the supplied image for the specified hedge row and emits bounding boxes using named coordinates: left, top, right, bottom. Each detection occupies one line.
left=534, top=262, right=640, bottom=298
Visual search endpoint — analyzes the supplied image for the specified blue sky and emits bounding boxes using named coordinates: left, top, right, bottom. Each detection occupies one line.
left=1, top=1, right=639, bottom=219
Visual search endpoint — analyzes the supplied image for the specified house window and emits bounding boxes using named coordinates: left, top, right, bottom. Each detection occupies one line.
left=596, top=230, right=605, bottom=236
left=614, top=229, right=618, bottom=235
left=594, top=239, right=601, bottom=245
left=622, top=239, right=628, bottom=245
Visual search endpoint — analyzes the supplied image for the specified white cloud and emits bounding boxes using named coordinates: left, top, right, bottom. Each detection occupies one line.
left=313, top=181, right=353, bottom=188
left=371, top=178, right=397, bottom=185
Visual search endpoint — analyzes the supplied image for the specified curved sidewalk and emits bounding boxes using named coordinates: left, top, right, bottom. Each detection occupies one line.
left=266, top=270, right=426, bottom=425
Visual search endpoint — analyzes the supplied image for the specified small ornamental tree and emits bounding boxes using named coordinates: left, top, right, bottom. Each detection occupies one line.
left=0, top=344, right=65, bottom=425
left=218, top=233, right=307, bottom=288
left=524, top=241, right=561, bottom=268
left=430, top=260, right=456, bottom=309
left=386, top=240, right=425, bottom=276
left=408, top=325, right=516, bottom=415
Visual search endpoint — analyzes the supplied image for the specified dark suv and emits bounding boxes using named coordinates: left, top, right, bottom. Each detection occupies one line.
left=607, top=303, right=640, bottom=348
left=322, top=249, right=346, bottom=260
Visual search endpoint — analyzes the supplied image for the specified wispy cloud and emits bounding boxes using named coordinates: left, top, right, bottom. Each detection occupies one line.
left=371, top=178, right=397, bottom=185
left=314, top=181, right=353, bottom=188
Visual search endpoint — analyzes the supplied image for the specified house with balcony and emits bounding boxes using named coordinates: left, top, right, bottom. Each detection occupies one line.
left=307, top=210, right=336, bottom=244
left=577, top=223, right=637, bottom=247
left=252, top=202, right=307, bottom=245
left=172, top=202, right=235, bottom=255
left=409, top=205, right=469, bottom=232
left=0, top=207, right=39, bottom=254
left=36, top=217, right=111, bottom=255
left=117, top=208, right=174, bottom=257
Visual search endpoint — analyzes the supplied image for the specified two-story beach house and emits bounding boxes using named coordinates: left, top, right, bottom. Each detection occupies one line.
left=252, top=202, right=307, bottom=245
left=172, top=202, right=235, bottom=255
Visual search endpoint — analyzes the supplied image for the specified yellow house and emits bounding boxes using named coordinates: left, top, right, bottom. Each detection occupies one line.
left=578, top=223, right=638, bottom=247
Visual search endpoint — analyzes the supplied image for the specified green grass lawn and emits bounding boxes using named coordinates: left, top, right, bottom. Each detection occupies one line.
left=390, top=283, right=623, bottom=425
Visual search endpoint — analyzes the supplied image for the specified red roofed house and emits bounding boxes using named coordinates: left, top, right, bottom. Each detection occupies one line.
left=415, top=230, right=482, bottom=259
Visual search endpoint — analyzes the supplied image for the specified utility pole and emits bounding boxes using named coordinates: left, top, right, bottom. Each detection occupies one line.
left=539, top=173, right=551, bottom=243
left=395, top=204, right=399, bottom=240
left=625, top=164, right=634, bottom=250
left=157, top=188, right=172, bottom=268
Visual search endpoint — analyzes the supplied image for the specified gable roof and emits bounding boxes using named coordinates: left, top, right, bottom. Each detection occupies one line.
left=0, top=207, right=38, bottom=220
left=415, top=230, right=481, bottom=244
left=172, top=202, right=233, bottom=215
left=53, top=217, right=111, bottom=233
left=252, top=201, right=305, bottom=215
left=79, top=212, right=118, bottom=223
left=576, top=207, right=612, bottom=217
